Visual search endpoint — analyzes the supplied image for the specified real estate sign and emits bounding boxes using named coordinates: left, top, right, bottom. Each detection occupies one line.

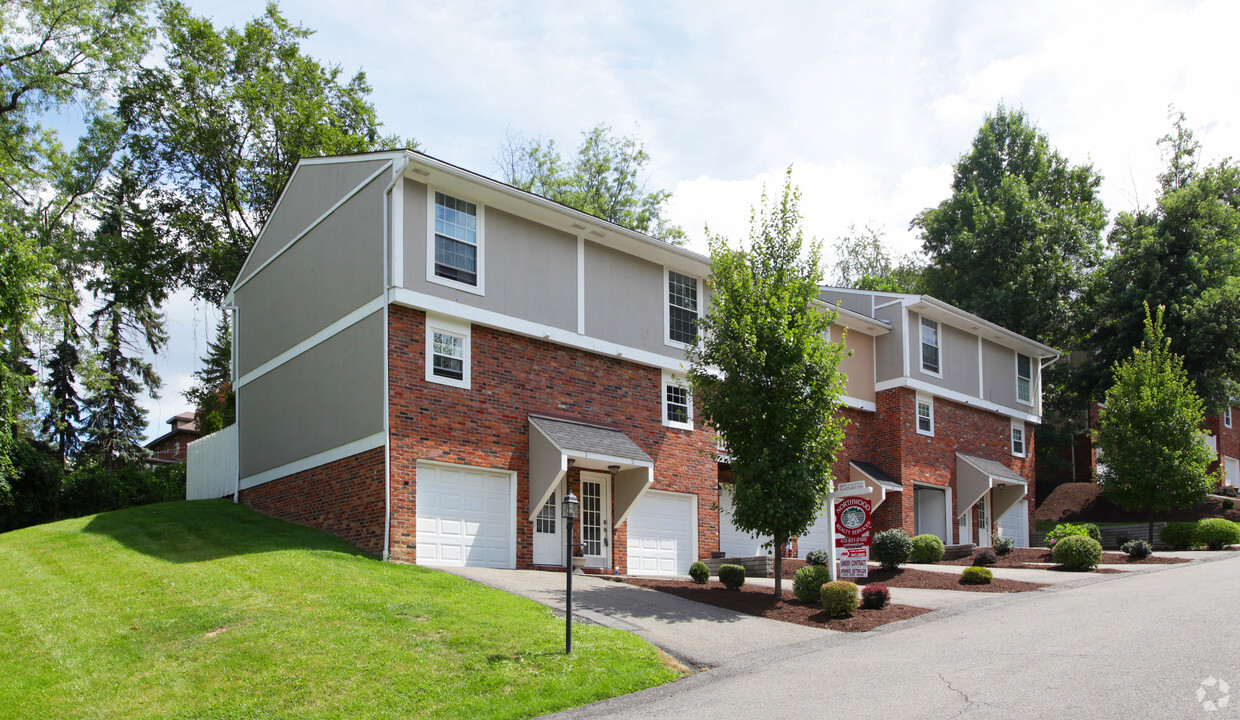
left=834, top=496, right=872, bottom=548
left=836, top=547, right=870, bottom=578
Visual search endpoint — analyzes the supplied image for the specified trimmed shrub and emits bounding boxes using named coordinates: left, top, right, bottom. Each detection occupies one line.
left=804, top=549, right=831, bottom=566
left=960, top=566, right=993, bottom=584
left=1046, top=522, right=1093, bottom=547
left=1052, top=534, right=1102, bottom=571
left=793, top=564, right=832, bottom=603
left=718, top=564, right=746, bottom=590
left=872, top=528, right=913, bottom=570
left=992, top=535, right=1015, bottom=555
left=1160, top=522, right=1200, bottom=550
left=1081, top=523, right=1102, bottom=542
left=972, top=549, right=997, bottom=566
left=1194, top=518, right=1240, bottom=550
left=1121, top=539, right=1153, bottom=560
left=1224, top=498, right=1235, bottom=510
left=689, top=561, right=710, bottom=584
left=860, top=583, right=890, bottom=610
left=909, top=534, right=945, bottom=563
left=820, top=581, right=860, bottom=617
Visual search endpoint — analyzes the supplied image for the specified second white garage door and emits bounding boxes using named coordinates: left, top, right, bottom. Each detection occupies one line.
left=996, top=499, right=1029, bottom=548
left=415, top=462, right=515, bottom=568
left=626, top=491, right=696, bottom=576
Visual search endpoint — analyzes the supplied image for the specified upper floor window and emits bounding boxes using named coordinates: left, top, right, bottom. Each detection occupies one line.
left=1011, top=418, right=1026, bottom=457
left=1016, top=353, right=1033, bottom=405
left=916, top=392, right=934, bottom=436
left=668, top=271, right=699, bottom=345
left=663, top=370, right=693, bottom=429
left=1226, top=406, right=1233, bottom=429
left=426, top=315, right=470, bottom=389
left=920, top=317, right=940, bottom=375
left=431, top=191, right=482, bottom=291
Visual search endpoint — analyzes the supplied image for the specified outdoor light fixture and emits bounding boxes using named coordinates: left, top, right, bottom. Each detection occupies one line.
left=608, top=464, right=620, bottom=477
left=562, top=490, right=580, bottom=654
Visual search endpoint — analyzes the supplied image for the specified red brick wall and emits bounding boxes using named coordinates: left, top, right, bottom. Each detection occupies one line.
left=239, top=447, right=386, bottom=556
left=387, top=306, right=718, bottom=570
left=1205, top=405, right=1239, bottom=485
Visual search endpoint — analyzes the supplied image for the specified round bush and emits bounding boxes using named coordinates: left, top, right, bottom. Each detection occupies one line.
left=909, top=534, right=945, bottom=563
left=1081, top=523, right=1102, bottom=542
left=1224, top=498, right=1235, bottom=510
left=860, top=583, right=890, bottom=609
left=793, top=564, right=832, bottom=603
left=804, top=549, right=831, bottom=566
left=972, top=549, right=997, bottom=567
left=718, top=563, right=746, bottom=590
left=1051, top=534, right=1102, bottom=571
left=1046, top=522, right=1093, bottom=547
left=1121, top=539, right=1153, bottom=560
left=872, top=528, right=913, bottom=570
left=960, top=566, right=993, bottom=585
left=1194, top=518, right=1240, bottom=550
left=689, top=561, right=710, bottom=584
left=1160, top=522, right=1200, bottom=550
left=820, top=581, right=860, bottom=617
left=992, top=535, right=1015, bottom=556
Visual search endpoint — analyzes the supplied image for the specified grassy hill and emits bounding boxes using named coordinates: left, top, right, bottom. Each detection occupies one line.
left=0, top=500, right=678, bottom=719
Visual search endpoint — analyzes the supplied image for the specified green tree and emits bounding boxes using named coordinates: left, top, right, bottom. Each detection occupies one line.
left=496, top=124, right=685, bottom=244
left=184, top=317, right=235, bottom=434
left=1080, top=113, right=1240, bottom=410
left=40, top=335, right=81, bottom=466
left=831, top=224, right=925, bottom=293
left=120, top=0, right=412, bottom=305
left=687, top=170, right=848, bottom=597
left=1095, top=304, right=1215, bottom=542
left=0, top=230, right=52, bottom=484
left=914, top=104, right=1106, bottom=348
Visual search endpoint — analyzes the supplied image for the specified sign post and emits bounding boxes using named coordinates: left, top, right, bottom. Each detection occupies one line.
left=826, top=483, right=872, bottom=581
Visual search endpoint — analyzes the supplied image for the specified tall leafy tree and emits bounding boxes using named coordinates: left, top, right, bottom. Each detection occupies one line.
left=831, top=224, right=925, bottom=292
left=914, top=104, right=1106, bottom=348
left=1079, top=113, right=1240, bottom=410
left=0, top=229, right=52, bottom=484
left=688, top=170, right=848, bottom=597
left=120, top=0, right=412, bottom=305
left=496, top=124, right=686, bottom=244
left=1096, top=305, right=1214, bottom=542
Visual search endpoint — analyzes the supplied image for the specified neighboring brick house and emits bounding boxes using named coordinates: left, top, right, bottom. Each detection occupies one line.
left=718, top=289, right=1058, bottom=553
left=224, top=150, right=717, bottom=574
left=146, top=412, right=201, bottom=464
left=1205, top=403, right=1240, bottom=488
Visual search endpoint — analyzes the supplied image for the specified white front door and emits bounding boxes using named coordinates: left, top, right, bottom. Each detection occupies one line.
left=977, top=494, right=992, bottom=547
left=1226, top=457, right=1239, bottom=487
left=532, top=487, right=563, bottom=566
left=579, top=471, right=611, bottom=569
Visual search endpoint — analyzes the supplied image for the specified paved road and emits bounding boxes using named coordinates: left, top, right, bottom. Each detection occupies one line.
left=545, top=553, right=1240, bottom=720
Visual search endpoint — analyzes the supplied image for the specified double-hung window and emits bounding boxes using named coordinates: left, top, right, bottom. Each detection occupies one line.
left=426, top=316, right=470, bottom=389
left=916, top=392, right=934, bottom=436
left=1011, top=418, right=1026, bottom=457
left=1016, top=353, right=1033, bottom=405
left=1226, top=406, right=1233, bottom=429
left=920, top=317, right=940, bottom=375
left=668, top=271, right=699, bottom=345
left=663, top=370, right=693, bottom=429
left=432, top=192, right=481, bottom=288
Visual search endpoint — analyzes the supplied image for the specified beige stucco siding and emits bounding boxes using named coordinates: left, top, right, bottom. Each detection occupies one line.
left=237, top=159, right=389, bottom=286
left=583, top=240, right=675, bottom=358
left=874, top=302, right=905, bottom=382
left=238, top=310, right=384, bottom=477
left=235, top=174, right=385, bottom=375
left=905, top=312, right=982, bottom=396
left=835, top=324, right=875, bottom=403
left=982, top=338, right=1030, bottom=409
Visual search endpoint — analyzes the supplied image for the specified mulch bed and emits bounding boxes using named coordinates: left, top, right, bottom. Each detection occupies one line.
left=623, top=578, right=930, bottom=631
left=1036, top=482, right=1240, bottom=524
left=779, top=558, right=1047, bottom=589
left=940, top=547, right=1189, bottom=568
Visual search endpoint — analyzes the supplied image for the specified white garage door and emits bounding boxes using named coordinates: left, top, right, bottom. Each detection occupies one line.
left=626, top=491, right=696, bottom=576
left=996, top=500, right=1029, bottom=548
left=798, top=501, right=834, bottom=556
left=415, top=462, right=514, bottom=568
left=718, top=486, right=771, bottom=557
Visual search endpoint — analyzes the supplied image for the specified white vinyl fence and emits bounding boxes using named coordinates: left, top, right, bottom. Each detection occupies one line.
left=187, top=425, right=238, bottom=500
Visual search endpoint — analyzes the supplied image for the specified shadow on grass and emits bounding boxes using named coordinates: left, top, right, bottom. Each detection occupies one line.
left=82, top=499, right=372, bottom=564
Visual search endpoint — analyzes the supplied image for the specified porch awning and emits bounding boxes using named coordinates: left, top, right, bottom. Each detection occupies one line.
left=956, top=453, right=1027, bottom=520
left=848, top=461, right=902, bottom=511
left=528, top=414, right=654, bottom=527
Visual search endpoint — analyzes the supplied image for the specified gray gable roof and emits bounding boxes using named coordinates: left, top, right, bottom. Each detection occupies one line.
left=849, top=461, right=903, bottom=491
left=528, top=415, right=653, bottom=464
left=957, top=453, right=1025, bottom=483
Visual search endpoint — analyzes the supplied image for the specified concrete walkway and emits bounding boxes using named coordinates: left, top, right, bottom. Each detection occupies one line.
left=444, top=567, right=827, bottom=669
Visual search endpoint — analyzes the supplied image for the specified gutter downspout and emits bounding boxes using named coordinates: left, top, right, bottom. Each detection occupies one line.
left=224, top=303, right=239, bottom=503
left=381, top=157, right=408, bottom=561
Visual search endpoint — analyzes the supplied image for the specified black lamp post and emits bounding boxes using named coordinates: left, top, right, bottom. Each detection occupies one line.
left=561, top=490, right=580, bottom=654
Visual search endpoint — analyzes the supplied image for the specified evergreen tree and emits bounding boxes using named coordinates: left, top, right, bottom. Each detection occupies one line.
left=40, top=332, right=82, bottom=466
left=184, top=317, right=235, bottom=434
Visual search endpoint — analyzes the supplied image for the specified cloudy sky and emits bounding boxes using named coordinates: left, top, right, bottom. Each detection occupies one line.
left=139, top=0, right=1240, bottom=441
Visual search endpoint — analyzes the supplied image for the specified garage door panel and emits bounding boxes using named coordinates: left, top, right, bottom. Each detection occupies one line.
left=416, top=463, right=514, bottom=568
left=997, top=499, right=1029, bottom=548
left=626, top=491, right=696, bottom=576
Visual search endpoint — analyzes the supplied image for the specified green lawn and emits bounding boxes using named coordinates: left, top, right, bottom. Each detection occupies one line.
left=0, top=500, right=679, bottom=719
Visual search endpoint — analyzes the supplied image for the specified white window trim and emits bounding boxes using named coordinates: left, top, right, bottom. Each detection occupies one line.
left=1015, top=352, right=1033, bottom=406
left=916, top=392, right=934, bottom=437
left=662, top=370, right=693, bottom=430
left=426, top=187, right=486, bottom=296
left=1225, top=406, right=1233, bottom=429
left=664, top=268, right=699, bottom=349
left=426, top=314, right=471, bottom=389
left=1010, top=418, right=1026, bottom=458
left=919, top=316, right=942, bottom=378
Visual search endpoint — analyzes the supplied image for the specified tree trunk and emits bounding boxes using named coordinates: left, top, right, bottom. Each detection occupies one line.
left=773, top=530, right=786, bottom=598
left=1148, top=509, right=1155, bottom=545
